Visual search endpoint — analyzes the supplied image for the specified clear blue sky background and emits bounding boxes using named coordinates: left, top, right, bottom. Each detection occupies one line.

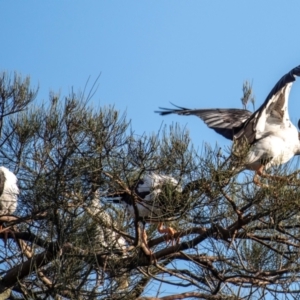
left=1, top=1, right=300, bottom=297
left=1, top=1, right=300, bottom=151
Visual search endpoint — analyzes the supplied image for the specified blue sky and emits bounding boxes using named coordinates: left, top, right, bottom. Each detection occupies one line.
left=1, top=1, right=300, bottom=297
left=1, top=1, right=300, bottom=152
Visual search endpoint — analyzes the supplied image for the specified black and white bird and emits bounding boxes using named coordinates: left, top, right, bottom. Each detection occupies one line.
left=0, top=167, right=19, bottom=223
left=156, top=65, right=300, bottom=185
left=107, top=172, right=183, bottom=248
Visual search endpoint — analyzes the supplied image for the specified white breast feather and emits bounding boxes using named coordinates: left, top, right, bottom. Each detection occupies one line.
left=91, top=196, right=126, bottom=251
left=0, top=167, right=19, bottom=215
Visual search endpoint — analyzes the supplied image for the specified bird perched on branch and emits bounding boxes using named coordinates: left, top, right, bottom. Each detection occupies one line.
left=0, top=167, right=18, bottom=221
left=0, top=167, right=19, bottom=243
left=85, top=190, right=129, bottom=289
left=106, top=172, right=183, bottom=250
left=156, top=65, right=300, bottom=185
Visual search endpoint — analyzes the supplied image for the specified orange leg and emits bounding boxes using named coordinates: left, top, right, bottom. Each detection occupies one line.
left=140, top=225, right=153, bottom=256
left=253, top=165, right=265, bottom=186
left=141, top=228, right=148, bottom=248
left=253, top=165, right=298, bottom=187
left=0, top=225, right=12, bottom=247
left=157, top=222, right=179, bottom=246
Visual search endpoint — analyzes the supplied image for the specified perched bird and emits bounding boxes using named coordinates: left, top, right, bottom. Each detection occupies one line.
left=106, top=172, right=183, bottom=249
left=0, top=167, right=19, bottom=246
left=156, top=65, right=300, bottom=185
left=89, top=192, right=127, bottom=252
left=0, top=167, right=19, bottom=223
left=85, top=190, right=129, bottom=289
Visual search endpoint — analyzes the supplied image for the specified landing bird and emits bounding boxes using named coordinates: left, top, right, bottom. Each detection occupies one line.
left=0, top=167, right=19, bottom=241
left=156, top=65, right=300, bottom=185
left=106, top=172, right=183, bottom=249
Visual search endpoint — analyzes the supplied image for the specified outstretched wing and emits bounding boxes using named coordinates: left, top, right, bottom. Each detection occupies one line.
left=156, top=105, right=252, bottom=140
left=235, top=65, right=300, bottom=144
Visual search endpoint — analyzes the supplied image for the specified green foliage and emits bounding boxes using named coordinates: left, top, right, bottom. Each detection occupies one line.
left=0, top=73, right=300, bottom=299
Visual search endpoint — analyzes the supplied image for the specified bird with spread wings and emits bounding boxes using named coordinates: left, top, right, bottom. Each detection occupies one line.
left=156, top=65, right=300, bottom=185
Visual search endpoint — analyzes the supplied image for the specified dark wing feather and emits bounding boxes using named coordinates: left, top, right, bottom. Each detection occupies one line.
left=156, top=65, right=300, bottom=143
left=105, top=178, right=149, bottom=206
left=0, top=170, right=4, bottom=197
left=235, top=65, right=300, bottom=145
left=156, top=105, right=252, bottom=140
